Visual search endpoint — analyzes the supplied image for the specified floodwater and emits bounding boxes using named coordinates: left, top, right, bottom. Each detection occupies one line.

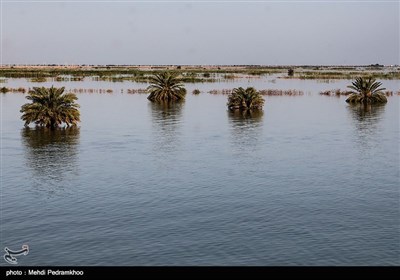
left=1, top=76, right=399, bottom=265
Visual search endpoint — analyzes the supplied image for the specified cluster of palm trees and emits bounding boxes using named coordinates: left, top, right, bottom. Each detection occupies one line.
left=20, top=74, right=387, bottom=128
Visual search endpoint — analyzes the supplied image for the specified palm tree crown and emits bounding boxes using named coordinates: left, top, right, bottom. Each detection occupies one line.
left=147, top=72, right=186, bottom=102
left=227, top=87, right=265, bottom=110
left=346, top=77, right=387, bottom=104
left=20, top=86, right=80, bottom=128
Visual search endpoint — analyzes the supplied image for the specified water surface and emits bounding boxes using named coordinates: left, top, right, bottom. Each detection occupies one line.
left=1, top=78, right=399, bottom=265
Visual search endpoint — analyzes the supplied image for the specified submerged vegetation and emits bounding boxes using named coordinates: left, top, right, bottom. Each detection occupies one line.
left=345, top=77, right=388, bottom=104
left=3, top=66, right=397, bottom=127
left=320, top=89, right=397, bottom=97
left=228, top=108, right=264, bottom=120
left=2, top=65, right=399, bottom=81
left=127, top=88, right=147, bottom=94
left=319, top=89, right=353, bottom=96
left=30, top=77, right=47, bottom=83
left=22, top=126, right=80, bottom=148
left=227, top=87, right=265, bottom=111
left=259, top=89, right=303, bottom=96
left=209, top=89, right=304, bottom=96
left=295, top=71, right=399, bottom=80
left=3, top=87, right=344, bottom=97
left=20, top=86, right=80, bottom=128
left=147, top=72, right=187, bottom=102
left=1, top=87, right=26, bottom=93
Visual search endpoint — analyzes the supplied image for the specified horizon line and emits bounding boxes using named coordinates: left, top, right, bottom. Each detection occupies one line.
left=1, top=63, right=398, bottom=67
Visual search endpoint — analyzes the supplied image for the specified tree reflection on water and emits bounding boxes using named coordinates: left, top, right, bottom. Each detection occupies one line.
left=227, top=109, right=264, bottom=155
left=21, top=127, right=80, bottom=194
left=149, top=101, right=184, bottom=153
left=347, top=103, right=386, bottom=151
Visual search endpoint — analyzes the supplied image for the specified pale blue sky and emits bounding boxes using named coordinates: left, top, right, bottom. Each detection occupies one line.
left=2, top=0, right=399, bottom=65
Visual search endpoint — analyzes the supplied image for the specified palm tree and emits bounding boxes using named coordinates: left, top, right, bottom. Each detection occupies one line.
left=345, top=77, right=387, bottom=104
left=227, top=87, right=264, bottom=110
left=20, top=86, right=80, bottom=128
left=147, top=72, right=186, bottom=102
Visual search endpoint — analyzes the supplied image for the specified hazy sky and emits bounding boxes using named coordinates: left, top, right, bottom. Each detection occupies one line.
left=2, top=0, right=399, bottom=65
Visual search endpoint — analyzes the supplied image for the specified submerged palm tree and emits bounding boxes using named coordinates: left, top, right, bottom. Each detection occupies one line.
left=147, top=72, right=186, bottom=102
left=227, top=87, right=264, bottom=110
left=192, top=89, right=201, bottom=95
left=20, top=86, right=80, bottom=128
left=345, top=77, right=387, bottom=104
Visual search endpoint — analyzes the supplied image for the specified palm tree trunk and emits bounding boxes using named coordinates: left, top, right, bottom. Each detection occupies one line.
left=363, top=91, right=372, bottom=104
left=50, top=118, right=57, bottom=129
